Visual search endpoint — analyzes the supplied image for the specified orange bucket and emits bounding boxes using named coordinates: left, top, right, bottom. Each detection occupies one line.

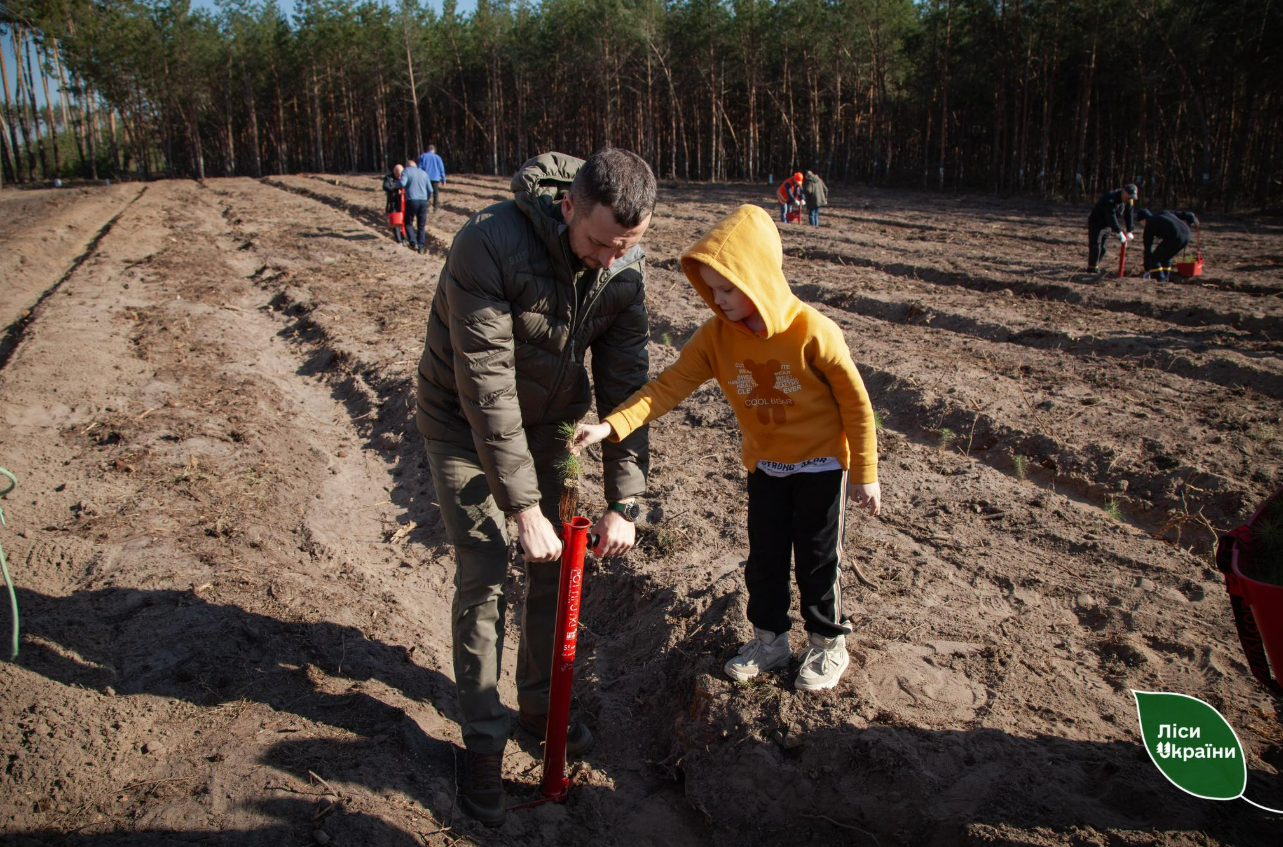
left=1175, top=253, right=1203, bottom=277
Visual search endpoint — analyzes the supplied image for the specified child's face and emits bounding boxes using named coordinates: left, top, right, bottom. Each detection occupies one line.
left=700, top=264, right=756, bottom=323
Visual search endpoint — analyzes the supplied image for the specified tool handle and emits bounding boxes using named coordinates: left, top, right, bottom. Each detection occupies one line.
left=518, top=534, right=600, bottom=557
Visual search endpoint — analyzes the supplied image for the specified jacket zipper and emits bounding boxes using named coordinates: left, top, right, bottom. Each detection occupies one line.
left=535, top=253, right=643, bottom=423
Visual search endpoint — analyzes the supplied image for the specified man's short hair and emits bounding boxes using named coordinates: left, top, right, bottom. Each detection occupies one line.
left=406, top=158, right=416, bottom=167
left=428, top=144, right=436, bottom=152
left=570, top=147, right=657, bottom=228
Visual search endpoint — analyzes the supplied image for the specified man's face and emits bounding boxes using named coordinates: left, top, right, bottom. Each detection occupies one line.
left=562, top=194, right=651, bottom=271
left=394, top=164, right=403, bottom=177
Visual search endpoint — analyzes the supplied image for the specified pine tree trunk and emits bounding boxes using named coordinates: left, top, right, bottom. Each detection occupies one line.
left=938, top=0, right=952, bottom=190
left=18, top=29, right=49, bottom=178
left=37, top=42, right=62, bottom=177
left=51, top=40, right=85, bottom=171
left=81, top=82, right=97, bottom=179
left=404, top=25, right=423, bottom=156
left=0, top=34, right=28, bottom=182
left=1071, top=28, right=1097, bottom=200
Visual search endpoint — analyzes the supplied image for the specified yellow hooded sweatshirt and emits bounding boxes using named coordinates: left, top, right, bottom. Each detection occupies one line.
left=603, top=204, right=878, bottom=484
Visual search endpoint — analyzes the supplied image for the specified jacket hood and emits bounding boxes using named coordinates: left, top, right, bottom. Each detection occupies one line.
left=511, top=152, right=583, bottom=247
left=680, top=204, right=800, bottom=338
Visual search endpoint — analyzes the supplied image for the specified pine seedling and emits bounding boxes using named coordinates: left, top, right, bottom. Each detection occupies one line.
left=1105, top=498, right=1125, bottom=522
left=1013, top=454, right=1028, bottom=482
left=554, top=452, right=582, bottom=481
left=556, top=421, right=582, bottom=523
left=873, top=410, right=886, bottom=433
left=661, top=331, right=674, bottom=346
left=937, top=427, right=955, bottom=454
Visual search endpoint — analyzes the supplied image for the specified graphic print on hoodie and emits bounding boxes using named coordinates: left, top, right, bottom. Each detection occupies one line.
left=602, top=204, right=878, bottom=485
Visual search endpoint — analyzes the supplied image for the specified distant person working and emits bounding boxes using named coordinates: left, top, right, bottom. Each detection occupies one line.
left=400, top=158, right=433, bottom=253
left=382, top=163, right=407, bottom=244
left=776, top=172, right=804, bottom=223
left=803, top=170, right=828, bottom=227
left=1136, top=209, right=1191, bottom=282
left=418, top=144, right=447, bottom=212
left=1086, top=183, right=1137, bottom=274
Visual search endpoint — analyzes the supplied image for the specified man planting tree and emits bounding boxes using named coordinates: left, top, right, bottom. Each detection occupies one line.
left=414, top=148, right=656, bottom=825
left=1086, top=182, right=1138, bottom=274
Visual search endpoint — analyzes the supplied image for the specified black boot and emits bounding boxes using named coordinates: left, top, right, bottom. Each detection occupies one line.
left=459, top=749, right=505, bottom=826
left=518, top=709, right=595, bottom=758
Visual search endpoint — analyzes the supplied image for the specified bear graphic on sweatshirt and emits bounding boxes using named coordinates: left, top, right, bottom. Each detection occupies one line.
left=739, top=358, right=796, bottom=425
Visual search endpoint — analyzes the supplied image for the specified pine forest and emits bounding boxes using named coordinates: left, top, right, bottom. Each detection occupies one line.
left=1, top=0, right=1280, bottom=210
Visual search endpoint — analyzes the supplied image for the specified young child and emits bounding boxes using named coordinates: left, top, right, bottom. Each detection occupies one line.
left=575, top=204, right=880, bottom=691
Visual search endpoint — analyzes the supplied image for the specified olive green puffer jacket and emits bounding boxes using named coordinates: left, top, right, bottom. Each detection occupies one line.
left=415, top=152, right=651, bottom=515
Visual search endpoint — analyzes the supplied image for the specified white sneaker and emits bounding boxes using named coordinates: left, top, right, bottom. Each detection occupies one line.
left=795, top=633, right=849, bottom=691
left=724, top=628, right=791, bottom=681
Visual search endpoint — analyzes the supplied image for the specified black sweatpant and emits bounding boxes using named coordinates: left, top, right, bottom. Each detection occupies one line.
left=430, top=180, right=442, bottom=211
left=1144, top=233, right=1189, bottom=272
left=745, top=468, right=851, bottom=638
left=1087, top=223, right=1116, bottom=270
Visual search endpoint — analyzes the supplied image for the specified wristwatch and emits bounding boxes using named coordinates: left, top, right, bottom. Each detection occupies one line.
left=608, top=501, right=641, bottom=522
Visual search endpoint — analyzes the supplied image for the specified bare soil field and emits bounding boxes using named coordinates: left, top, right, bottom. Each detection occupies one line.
left=1, top=174, right=1280, bottom=846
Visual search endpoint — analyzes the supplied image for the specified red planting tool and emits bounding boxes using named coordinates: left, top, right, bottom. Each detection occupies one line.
left=1117, top=240, right=1128, bottom=278
left=511, top=518, right=597, bottom=810
left=540, top=515, right=592, bottom=800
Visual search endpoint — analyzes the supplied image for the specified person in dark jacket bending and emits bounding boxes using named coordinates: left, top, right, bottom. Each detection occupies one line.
left=415, top=149, right=656, bottom=826
left=1136, top=209, right=1191, bottom=281
left=1087, top=183, right=1138, bottom=273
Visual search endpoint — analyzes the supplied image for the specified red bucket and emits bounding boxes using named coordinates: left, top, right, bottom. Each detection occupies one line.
left=1175, top=253, right=1203, bottom=277
left=1218, top=487, right=1283, bottom=697
left=388, top=210, right=404, bottom=226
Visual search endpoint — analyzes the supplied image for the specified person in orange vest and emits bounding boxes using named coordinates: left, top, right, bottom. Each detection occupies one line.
left=777, top=172, right=804, bottom=223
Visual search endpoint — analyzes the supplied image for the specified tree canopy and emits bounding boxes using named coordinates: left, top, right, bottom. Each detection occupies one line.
left=1, top=0, right=1279, bottom=209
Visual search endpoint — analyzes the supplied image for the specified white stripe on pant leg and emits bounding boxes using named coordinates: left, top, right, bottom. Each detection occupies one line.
left=833, top=470, right=848, bottom=632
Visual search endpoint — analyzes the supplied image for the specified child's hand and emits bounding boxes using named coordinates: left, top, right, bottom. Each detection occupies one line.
left=572, top=422, right=613, bottom=454
left=847, top=481, right=881, bottom=516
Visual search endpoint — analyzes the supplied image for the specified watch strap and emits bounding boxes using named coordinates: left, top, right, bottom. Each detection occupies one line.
left=608, top=501, right=639, bottom=521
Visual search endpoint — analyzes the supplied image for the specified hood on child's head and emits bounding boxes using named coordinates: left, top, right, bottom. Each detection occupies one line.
left=680, top=204, right=801, bottom=339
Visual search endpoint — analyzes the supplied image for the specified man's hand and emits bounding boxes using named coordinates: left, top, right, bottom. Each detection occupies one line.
left=1118, top=232, right=1128, bottom=243
left=515, top=504, right=562, bottom=562
left=591, top=508, right=635, bottom=558
left=1125, top=232, right=1135, bottom=242
left=847, top=481, right=882, bottom=516
left=572, top=422, right=613, bottom=454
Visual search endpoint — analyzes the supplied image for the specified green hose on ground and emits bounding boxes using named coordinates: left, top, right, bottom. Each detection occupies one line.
left=0, top=467, right=18, bottom=661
